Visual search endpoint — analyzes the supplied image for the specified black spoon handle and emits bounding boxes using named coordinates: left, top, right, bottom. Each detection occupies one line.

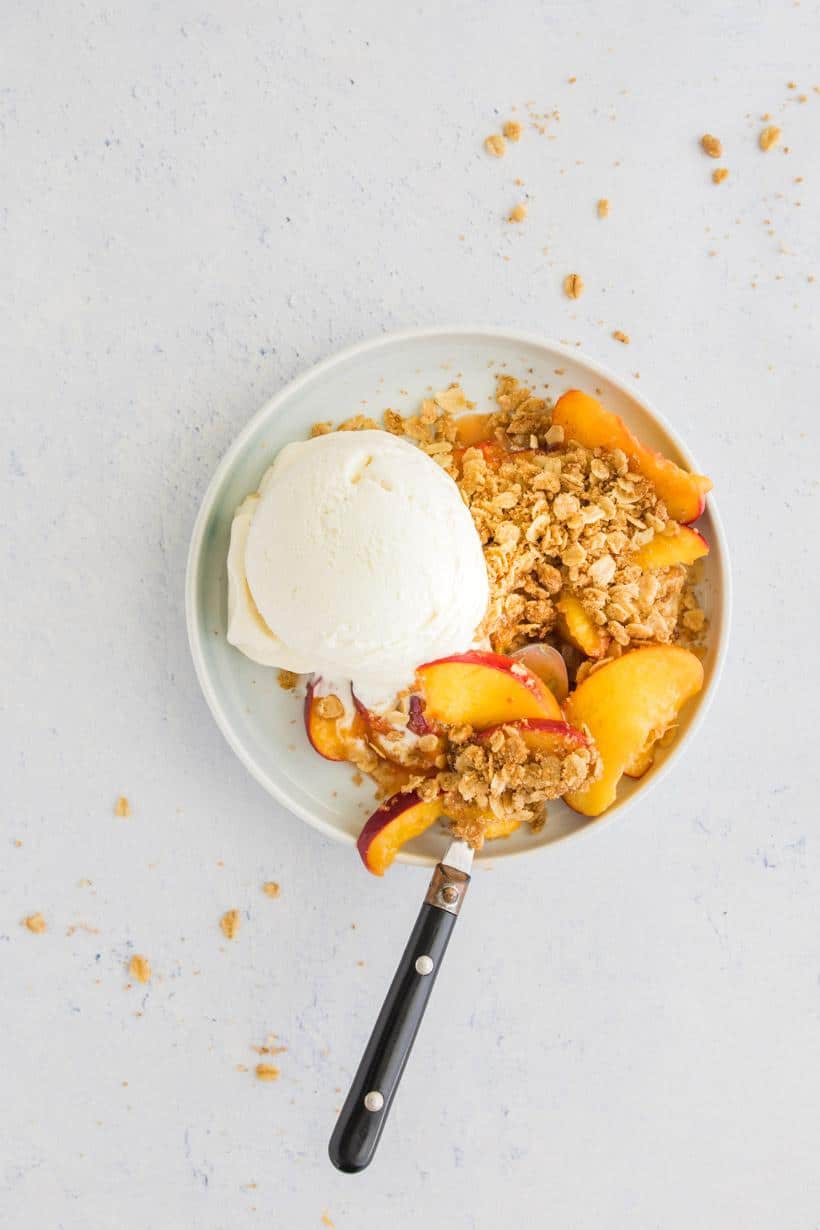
left=328, top=862, right=471, bottom=1173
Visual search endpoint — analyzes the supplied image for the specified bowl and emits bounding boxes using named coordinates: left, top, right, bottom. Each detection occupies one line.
left=186, top=327, right=731, bottom=866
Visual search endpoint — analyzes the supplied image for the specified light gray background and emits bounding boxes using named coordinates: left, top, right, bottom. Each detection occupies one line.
left=2, top=2, right=819, bottom=1228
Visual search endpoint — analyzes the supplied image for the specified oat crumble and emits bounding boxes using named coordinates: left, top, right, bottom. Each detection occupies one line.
left=484, top=134, right=506, bottom=157
left=701, top=133, right=722, bottom=158
left=304, top=374, right=707, bottom=849
left=503, top=120, right=522, bottom=142
left=564, top=273, right=584, bottom=299
left=220, top=909, right=241, bottom=940
left=759, top=126, right=781, bottom=151
left=128, top=954, right=151, bottom=983
left=23, top=912, right=47, bottom=934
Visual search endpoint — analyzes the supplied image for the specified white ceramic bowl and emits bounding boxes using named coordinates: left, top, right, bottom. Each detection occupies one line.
left=186, top=327, right=731, bottom=866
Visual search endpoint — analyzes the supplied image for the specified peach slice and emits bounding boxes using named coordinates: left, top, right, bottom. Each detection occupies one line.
left=623, top=745, right=656, bottom=779
left=357, top=791, right=441, bottom=875
left=304, top=680, right=349, bottom=761
left=417, top=650, right=562, bottom=729
left=483, top=816, right=521, bottom=840
left=633, top=523, right=709, bottom=569
left=552, top=390, right=712, bottom=523
left=563, top=645, right=704, bottom=817
left=555, top=593, right=609, bottom=659
left=454, top=412, right=495, bottom=446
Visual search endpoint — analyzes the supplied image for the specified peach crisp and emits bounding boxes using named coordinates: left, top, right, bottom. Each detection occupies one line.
left=298, top=375, right=711, bottom=873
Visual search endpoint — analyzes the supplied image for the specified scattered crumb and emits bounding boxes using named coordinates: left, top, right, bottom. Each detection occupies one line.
left=484, top=134, right=506, bottom=158
left=787, top=81, right=797, bottom=89
left=597, top=198, right=610, bottom=218
left=13, top=839, right=23, bottom=848
left=712, top=167, right=729, bottom=184
left=277, top=670, right=299, bottom=691
left=508, top=202, right=527, bottom=223
left=22, top=912, right=47, bottom=934
left=613, top=330, right=631, bottom=344
left=759, top=126, right=781, bottom=151
left=310, top=421, right=333, bottom=437
left=262, top=881, right=281, bottom=898
left=563, top=273, right=584, bottom=299
left=128, top=954, right=151, bottom=984
left=502, top=120, right=522, bottom=142
left=356, top=960, right=366, bottom=967
left=255, top=1063, right=280, bottom=1082
left=114, top=796, right=131, bottom=818
left=220, top=909, right=241, bottom=940
left=568, top=76, right=577, bottom=84
left=235, top=1063, right=249, bottom=1072
left=351, top=771, right=364, bottom=786
left=700, top=133, right=722, bottom=158
left=798, top=94, right=808, bottom=103
left=321, top=1214, right=336, bottom=1229
left=66, top=922, right=100, bottom=936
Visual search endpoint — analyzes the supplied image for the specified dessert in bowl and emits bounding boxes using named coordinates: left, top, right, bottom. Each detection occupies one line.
left=195, top=331, right=725, bottom=874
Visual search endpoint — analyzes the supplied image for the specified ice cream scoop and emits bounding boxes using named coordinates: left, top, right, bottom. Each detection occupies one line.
left=227, top=429, right=488, bottom=704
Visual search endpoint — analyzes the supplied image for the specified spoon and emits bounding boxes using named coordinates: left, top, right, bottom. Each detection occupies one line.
left=328, top=838, right=473, bottom=1172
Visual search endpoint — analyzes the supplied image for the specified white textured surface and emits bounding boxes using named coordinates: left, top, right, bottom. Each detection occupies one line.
left=2, top=2, right=819, bottom=1227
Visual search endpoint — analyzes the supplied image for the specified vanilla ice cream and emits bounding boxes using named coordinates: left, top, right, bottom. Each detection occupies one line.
left=226, top=429, right=488, bottom=704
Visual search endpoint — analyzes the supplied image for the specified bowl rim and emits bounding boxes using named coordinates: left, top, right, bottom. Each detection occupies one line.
left=185, top=325, right=732, bottom=865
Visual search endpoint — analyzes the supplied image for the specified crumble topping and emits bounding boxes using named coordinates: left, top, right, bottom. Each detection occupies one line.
left=262, top=881, right=281, bottom=898
left=508, top=203, right=528, bottom=223
left=503, top=120, right=522, bottom=142
left=255, top=1063, right=280, bottom=1081
left=128, top=955, right=151, bottom=983
left=759, top=125, right=781, bottom=151
left=712, top=167, right=729, bottom=184
left=23, top=912, right=47, bottom=934
left=484, top=134, right=506, bottom=157
left=700, top=133, right=722, bottom=158
left=277, top=669, right=299, bottom=690
left=220, top=909, right=241, bottom=940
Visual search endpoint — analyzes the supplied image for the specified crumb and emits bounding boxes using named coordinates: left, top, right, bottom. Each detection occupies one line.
left=322, top=1214, right=336, bottom=1229
left=568, top=76, right=577, bottom=84
left=484, top=134, right=506, bottom=157
left=114, top=796, right=131, bottom=818
left=277, top=670, right=299, bottom=691
left=356, top=960, right=365, bottom=967
left=255, top=1063, right=280, bottom=1082
left=66, top=922, right=100, bottom=936
left=712, top=167, right=729, bottom=184
left=22, top=912, right=47, bottom=934
left=612, top=329, right=630, bottom=344
left=508, top=202, right=527, bottom=223
left=563, top=273, right=584, bottom=299
left=798, top=94, right=808, bottom=103
left=759, top=126, right=781, bottom=151
left=503, top=120, right=522, bottom=142
left=13, top=839, right=23, bottom=848
left=351, top=771, right=364, bottom=786
left=597, top=198, right=610, bottom=218
left=787, top=81, right=797, bottom=89
left=128, top=955, right=151, bottom=984
left=310, top=421, right=333, bottom=437
left=235, top=1063, right=249, bottom=1072
left=220, top=909, right=241, bottom=940
left=701, top=133, right=722, bottom=158
left=262, top=881, right=281, bottom=898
